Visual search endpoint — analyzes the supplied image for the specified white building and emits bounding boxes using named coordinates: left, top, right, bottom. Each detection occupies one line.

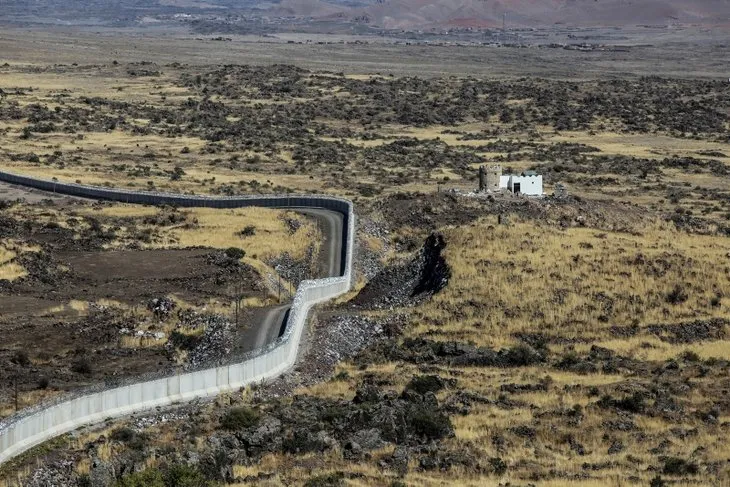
left=480, top=164, right=544, bottom=196
left=506, top=172, right=543, bottom=196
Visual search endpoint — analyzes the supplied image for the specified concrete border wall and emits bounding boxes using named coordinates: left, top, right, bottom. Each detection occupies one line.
left=0, top=170, right=355, bottom=465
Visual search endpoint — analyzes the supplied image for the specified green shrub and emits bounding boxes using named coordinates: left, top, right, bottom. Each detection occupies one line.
left=220, top=406, right=260, bottom=430
left=405, top=375, right=445, bottom=395
left=224, top=247, right=246, bottom=260
left=164, top=464, right=211, bottom=487
left=115, top=469, right=165, bottom=487
left=408, top=407, right=453, bottom=440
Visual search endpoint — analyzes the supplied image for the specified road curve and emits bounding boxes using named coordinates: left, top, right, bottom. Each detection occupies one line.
left=295, top=207, right=344, bottom=278
left=0, top=170, right=355, bottom=466
left=236, top=207, right=343, bottom=354
left=0, top=179, right=345, bottom=355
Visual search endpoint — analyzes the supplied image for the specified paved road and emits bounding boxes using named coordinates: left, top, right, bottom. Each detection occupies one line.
left=295, top=207, right=344, bottom=278
left=235, top=207, right=344, bottom=354
left=1, top=180, right=345, bottom=354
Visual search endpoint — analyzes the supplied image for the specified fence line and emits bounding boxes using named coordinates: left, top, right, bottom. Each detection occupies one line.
left=0, top=170, right=355, bottom=465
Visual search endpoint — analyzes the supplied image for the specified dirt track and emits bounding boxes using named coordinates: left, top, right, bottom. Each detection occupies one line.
left=0, top=181, right=81, bottom=204
left=0, top=182, right=344, bottom=415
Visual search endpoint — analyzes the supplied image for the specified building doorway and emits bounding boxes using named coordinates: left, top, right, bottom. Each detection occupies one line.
left=513, top=182, right=521, bottom=194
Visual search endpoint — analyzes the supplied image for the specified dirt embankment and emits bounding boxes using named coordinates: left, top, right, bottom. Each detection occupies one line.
left=352, top=232, right=450, bottom=310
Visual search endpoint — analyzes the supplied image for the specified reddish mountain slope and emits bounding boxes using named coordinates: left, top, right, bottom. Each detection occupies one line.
left=287, top=0, right=730, bottom=28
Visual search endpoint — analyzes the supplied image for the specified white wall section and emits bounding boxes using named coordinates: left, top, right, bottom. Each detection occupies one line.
left=0, top=170, right=355, bottom=465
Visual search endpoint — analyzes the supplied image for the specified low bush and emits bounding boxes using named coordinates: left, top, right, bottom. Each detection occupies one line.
left=304, top=472, right=344, bottom=487
left=111, top=427, right=149, bottom=450
left=489, top=457, right=508, bottom=475
left=598, top=392, right=645, bottom=413
left=71, top=357, right=92, bottom=375
left=663, top=457, right=699, bottom=476
left=169, top=331, right=200, bottom=351
left=405, top=375, right=445, bottom=395
left=666, top=284, right=688, bottom=304
left=224, top=247, right=246, bottom=260
left=115, top=465, right=213, bottom=487
left=10, top=350, right=30, bottom=367
left=408, top=407, right=453, bottom=440
left=220, top=406, right=260, bottom=430
left=115, top=468, right=165, bottom=487
left=238, top=225, right=256, bottom=237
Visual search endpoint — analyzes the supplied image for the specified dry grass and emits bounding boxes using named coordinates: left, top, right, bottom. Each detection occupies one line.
left=118, top=335, right=167, bottom=349
left=7, top=201, right=319, bottom=265
left=0, top=239, right=41, bottom=281
left=280, top=213, right=730, bottom=485
left=43, top=299, right=91, bottom=315
left=84, top=204, right=319, bottom=260
left=160, top=208, right=318, bottom=261
left=3, top=53, right=730, bottom=487
left=411, top=217, right=730, bottom=348
left=549, top=130, right=730, bottom=164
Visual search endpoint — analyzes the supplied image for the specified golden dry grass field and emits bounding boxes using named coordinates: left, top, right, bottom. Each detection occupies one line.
left=280, top=215, right=730, bottom=486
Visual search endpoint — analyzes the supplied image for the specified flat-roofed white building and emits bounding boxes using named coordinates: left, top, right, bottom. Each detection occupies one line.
left=506, top=171, right=543, bottom=196
left=481, top=164, right=544, bottom=196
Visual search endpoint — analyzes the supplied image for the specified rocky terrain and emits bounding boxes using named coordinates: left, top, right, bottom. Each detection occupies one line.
left=0, top=49, right=729, bottom=487
left=4, top=189, right=729, bottom=486
left=0, top=194, right=319, bottom=416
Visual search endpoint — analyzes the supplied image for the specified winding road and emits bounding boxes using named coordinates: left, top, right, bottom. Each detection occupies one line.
left=236, top=208, right=343, bottom=353
left=0, top=172, right=355, bottom=465
left=0, top=180, right=345, bottom=354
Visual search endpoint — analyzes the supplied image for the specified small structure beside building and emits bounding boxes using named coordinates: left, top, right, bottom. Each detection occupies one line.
left=478, top=164, right=502, bottom=192
left=478, top=164, right=543, bottom=196
left=553, top=182, right=569, bottom=199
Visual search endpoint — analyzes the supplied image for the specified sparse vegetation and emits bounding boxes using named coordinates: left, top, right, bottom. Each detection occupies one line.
left=0, top=38, right=729, bottom=487
left=220, top=406, right=260, bottom=430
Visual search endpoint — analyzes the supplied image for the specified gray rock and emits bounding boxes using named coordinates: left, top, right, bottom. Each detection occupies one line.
left=349, top=428, right=385, bottom=451
left=89, top=457, right=114, bottom=487
left=386, top=446, right=411, bottom=476
left=242, top=417, right=282, bottom=455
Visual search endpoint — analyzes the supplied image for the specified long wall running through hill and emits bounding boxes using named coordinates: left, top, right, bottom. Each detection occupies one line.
left=0, top=170, right=355, bottom=465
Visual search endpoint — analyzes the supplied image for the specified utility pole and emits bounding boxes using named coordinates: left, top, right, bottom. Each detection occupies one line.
left=232, top=281, right=244, bottom=327
left=13, top=374, right=18, bottom=412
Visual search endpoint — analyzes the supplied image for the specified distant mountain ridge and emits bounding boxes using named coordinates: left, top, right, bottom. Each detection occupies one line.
left=275, top=0, right=730, bottom=28
left=1, top=0, right=728, bottom=29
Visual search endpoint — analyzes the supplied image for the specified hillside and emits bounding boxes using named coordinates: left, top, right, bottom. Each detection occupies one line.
left=1, top=0, right=729, bottom=30
left=344, top=0, right=730, bottom=29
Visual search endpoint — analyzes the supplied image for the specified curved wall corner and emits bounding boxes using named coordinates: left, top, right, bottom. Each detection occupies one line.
left=0, top=170, right=355, bottom=465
